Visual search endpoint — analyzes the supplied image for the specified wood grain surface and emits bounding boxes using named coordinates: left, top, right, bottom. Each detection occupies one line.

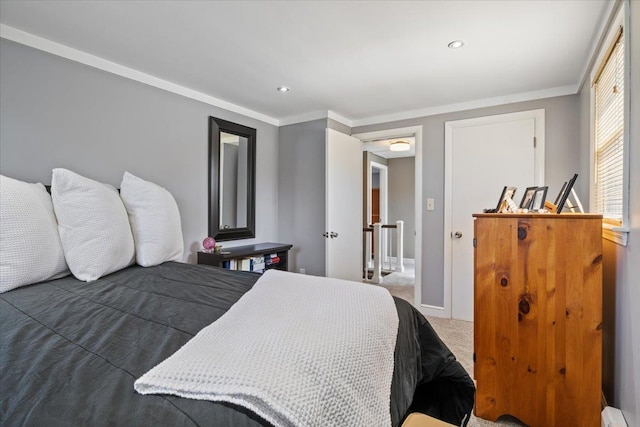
left=474, top=215, right=602, bottom=427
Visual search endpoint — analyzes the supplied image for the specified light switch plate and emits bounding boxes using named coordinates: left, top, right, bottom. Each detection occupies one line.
left=427, top=198, right=435, bottom=211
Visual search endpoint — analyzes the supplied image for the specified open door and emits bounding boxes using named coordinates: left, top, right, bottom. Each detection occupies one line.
left=325, top=128, right=363, bottom=281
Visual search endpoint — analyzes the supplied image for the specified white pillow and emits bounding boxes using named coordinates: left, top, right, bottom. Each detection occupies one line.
left=51, top=169, right=135, bottom=282
left=120, top=172, right=184, bottom=266
left=0, top=175, right=69, bottom=292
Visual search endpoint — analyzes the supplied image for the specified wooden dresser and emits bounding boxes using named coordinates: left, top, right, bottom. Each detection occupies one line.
left=473, top=214, right=602, bottom=427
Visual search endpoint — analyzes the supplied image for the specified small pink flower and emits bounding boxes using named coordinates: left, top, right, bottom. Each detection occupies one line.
left=202, top=237, right=216, bottom=250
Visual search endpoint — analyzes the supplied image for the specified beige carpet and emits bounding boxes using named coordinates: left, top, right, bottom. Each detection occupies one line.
left=373, top=283, right=527, bottom=427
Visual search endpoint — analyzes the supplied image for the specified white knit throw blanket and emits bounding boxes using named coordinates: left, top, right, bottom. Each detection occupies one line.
left=135, top=269, right=399, bottom=427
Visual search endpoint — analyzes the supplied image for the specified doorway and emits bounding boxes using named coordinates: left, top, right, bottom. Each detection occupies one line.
left=367, top=161, right=388, bottom=263
left=443, top=110, right=545, bottom=321
left=354, top=126, right=423, bottom=307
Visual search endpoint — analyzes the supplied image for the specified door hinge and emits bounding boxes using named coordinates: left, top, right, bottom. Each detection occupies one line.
left=473, top=352, right=476, bottom=363
left=533, top=136, right=537, bottom=148
left=473, top=238, right=477, bottom=248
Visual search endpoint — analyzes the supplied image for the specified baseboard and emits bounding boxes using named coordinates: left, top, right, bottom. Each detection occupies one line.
left=387, top=257, right=415, bottom=265
left=419, top=304, right=448, bottom=318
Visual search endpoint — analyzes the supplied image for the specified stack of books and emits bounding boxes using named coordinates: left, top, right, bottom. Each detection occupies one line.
left=265, top=253, right=281, bottom=269
left=222, top=256, right=265, bottom=273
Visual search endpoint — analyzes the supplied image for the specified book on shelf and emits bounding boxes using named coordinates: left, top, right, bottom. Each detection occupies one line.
left=265, top=253, right=281, bottom=265
left=250, top=256, right=265, bottom=273
left=239, top=258, right=252, bottom=271
left=220, top=255, right=273, bottom=273
left=220, top=257, right=264, bottom=272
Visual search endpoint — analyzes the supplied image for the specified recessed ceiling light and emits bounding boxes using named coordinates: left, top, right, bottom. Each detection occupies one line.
left=277, top=86, right=290, bottom=93
left=448, top=40, right=464, bottom=49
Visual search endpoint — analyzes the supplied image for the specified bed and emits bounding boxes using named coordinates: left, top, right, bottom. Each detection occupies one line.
left=0, top=261, right=474, bottom=426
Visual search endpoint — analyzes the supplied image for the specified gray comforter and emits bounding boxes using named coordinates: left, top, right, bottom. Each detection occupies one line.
left=0, top=262, right=474, bottom=426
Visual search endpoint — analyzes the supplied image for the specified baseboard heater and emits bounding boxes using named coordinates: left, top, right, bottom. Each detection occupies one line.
left=602, top=406, right=627, bottom=427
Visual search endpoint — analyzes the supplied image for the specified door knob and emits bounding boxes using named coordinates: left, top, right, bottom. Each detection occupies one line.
left=330, top=232, right=339, bottom=238
left=453, top=231, right=463, bottom=239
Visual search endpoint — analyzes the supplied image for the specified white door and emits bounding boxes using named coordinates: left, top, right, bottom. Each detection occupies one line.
left=326, top=128, right=363, bottom=281
left=446, top=110, right=544, bottom=321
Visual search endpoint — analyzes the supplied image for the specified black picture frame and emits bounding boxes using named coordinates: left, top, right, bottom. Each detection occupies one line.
left=495, top=186, right=517, bottom=212
left=519, top=186, right=538, bottom=209
left=555, top=174, right=578, bottom=214
left=208, top=116, right=257, bottom=241
left=554, top=182, right=568, bottom=206
left=531, top=186, right=548, bottom=211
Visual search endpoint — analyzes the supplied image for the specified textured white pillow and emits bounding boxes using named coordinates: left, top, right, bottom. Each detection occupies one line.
left=120, top=172, right=184, bottom=266
left=0, top=175, right=69, bottom=292
left=51, top=169, right=135, bottom=282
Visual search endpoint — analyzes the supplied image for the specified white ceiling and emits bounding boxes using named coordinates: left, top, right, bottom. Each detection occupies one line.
left=0, top=1, right=611, bottom=126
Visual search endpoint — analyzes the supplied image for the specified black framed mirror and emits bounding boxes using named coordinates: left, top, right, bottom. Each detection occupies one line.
left=209, top=116, right=256, bottom=241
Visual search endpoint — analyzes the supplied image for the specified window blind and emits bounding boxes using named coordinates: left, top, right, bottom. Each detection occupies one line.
left=594, top=30, right=624, bottom=222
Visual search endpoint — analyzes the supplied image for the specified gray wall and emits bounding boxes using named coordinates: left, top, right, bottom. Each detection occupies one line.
left=577, top=1, right=640, bottom=423
left=0, top=39, right=279, bottom=262
left=353, top=94, right=581, bottom=307
left=278, top=119, right=327, bottom=276
left=620, top=4, right=640, bottom=423
left=387, top=157, right=415, bottom=259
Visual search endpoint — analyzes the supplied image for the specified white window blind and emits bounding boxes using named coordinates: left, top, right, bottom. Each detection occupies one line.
left=594, top=30, right=624, bottom=223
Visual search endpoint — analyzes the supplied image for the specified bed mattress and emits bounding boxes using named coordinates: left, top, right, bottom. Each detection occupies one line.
left=0, top=262, right=474, bottom=426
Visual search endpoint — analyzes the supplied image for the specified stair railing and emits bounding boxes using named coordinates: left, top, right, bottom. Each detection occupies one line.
left=363, top=220, right=404, bottom=284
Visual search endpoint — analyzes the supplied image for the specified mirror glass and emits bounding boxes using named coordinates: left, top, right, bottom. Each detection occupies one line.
left=209, top=117, right=256, bottom=241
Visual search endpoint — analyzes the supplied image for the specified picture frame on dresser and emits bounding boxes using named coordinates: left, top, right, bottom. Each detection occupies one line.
left=530, top=186, right=548, bottom=211
left=519, top=187, right=538, bottom=209
left=495, top=186, right=517, bottom=213
left=555, top=173, right=578, bottom=214
left=553, top=181, right=568, bottom=206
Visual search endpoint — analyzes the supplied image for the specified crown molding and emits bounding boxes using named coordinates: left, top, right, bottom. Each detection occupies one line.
left=351, top=85, right=577, bottom=128
left=0, top=24, right=280, bottom=126
left=278, top=110, right=353, bottom=128
left=326, top=111, right=353, bottom=128
left=278, top=110, right=330, bottom=126
left=1, top=24, right=584, bottom=131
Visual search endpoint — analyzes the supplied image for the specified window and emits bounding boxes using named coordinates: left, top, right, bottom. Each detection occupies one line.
left=591, top=4, right=629, bottom=247
left=593, top=29, right=624, bottom=224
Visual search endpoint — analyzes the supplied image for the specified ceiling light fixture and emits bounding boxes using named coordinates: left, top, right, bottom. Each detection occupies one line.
left=448, top=40, right=464, bottom=49
left=389, top=140, right=410, bottom=152
left=276, top=86, right=290, bottom=92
